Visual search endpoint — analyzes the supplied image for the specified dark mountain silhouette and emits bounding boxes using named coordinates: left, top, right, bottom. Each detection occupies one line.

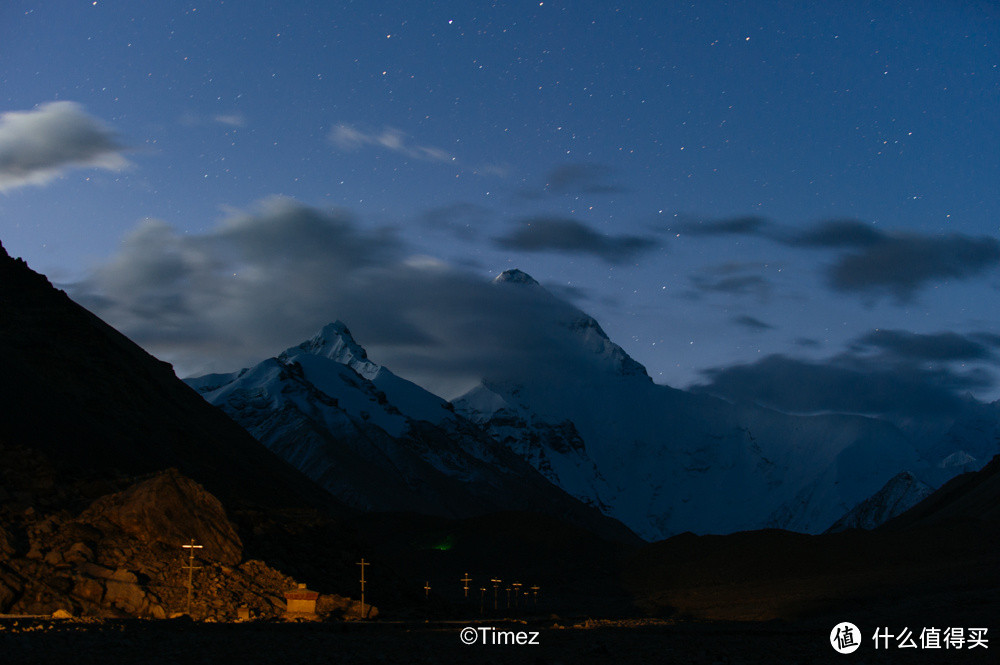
left=624, top=453, right=1000, bottom=623
left=0, top=240, right=343, bottom=513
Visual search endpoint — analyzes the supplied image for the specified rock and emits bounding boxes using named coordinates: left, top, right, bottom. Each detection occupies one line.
left=52, top=608, right=73, bottom=619
left=0, top=524, right=13, bottom=556
left=72, top=577, right=104, bottom=604
left=0, top=573, right=21, bottom=612
left=104, top=580, right=149, bottom=614
left=80, top=469, right=243, bottom=566
left=65, top=542, right=94, bottom=563
left=110, top=568, right=138, bottom=584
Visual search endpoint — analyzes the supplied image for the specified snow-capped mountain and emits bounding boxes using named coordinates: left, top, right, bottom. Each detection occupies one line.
left=452, top=270, right=1000, bottom=541
left=825, top=471, right=934, bottom=533
left=186, top=322, right=635, bottom=541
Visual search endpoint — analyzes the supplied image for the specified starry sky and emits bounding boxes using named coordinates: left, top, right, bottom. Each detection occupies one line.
left=2, top=1, right=1000, bottom=410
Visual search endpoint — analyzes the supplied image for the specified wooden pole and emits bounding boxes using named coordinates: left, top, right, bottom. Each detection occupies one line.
left=181, top=540, right=203, bottom=617
left=490, top=578, right=501, bottom=610
left=461, top=573, right=472, bottom=599
left=358, top=558, right=369, bottom=618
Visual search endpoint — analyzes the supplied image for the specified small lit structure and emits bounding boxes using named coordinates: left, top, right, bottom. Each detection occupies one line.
left=284, top=583, right=320, bottom=618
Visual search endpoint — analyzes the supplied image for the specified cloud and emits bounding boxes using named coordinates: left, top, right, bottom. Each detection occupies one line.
left=694, top=353, right=992, bottom=418
left=850, top=329, right=995, bottom=362
left=677, top=216, right=771, bottom=237
left=783, top=219, right=884, bottom=248
left=493, top=216, right=657, bottom=264
left=0, top=101, right=128, bottom=191
left=695, top=326, right=1000, bottom=418
left=826, top=233, right=1000, bottom=301
left=688, top=262, right=772, bottom=299
left=676, top=216, right=1000, bottom=301
left=732, top=315, right=773, bottom=331
left=72, top=198, right=614, bottom=398
left=329, top=123, right=455, bottom=163
left=213, top=114, right=246, bottom=128
left=517, top=162, right=624, bottom=199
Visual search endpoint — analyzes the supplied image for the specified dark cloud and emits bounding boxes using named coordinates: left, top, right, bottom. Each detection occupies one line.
left=677, top=216, right=771, bottom=237
left=695, top=353, right=992, bottom=418
left=689, top=263, right=772, bottom=299
left=827, top=233, right=1000, bottom=301
left=677, top=215, right=1000, bottom=301
left=543, top=163, right=623, bottom=195
left=971, top=332, right=1000, bottom=348
left=851, top=329, right=995, bottom=362
left=493, top=216, right=657, bottom=264
left=732, top=315, right=773, bottom=331
left=0, top=101, right=128, bottom=191
left=783, top=219, right=885, bottom=248
left=72, top=198, right=618, bottom=398
left=518, top=162, right=624, bottom=199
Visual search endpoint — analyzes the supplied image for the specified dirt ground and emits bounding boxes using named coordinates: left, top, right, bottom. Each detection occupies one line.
left=1, top=615, right=993, bottom=665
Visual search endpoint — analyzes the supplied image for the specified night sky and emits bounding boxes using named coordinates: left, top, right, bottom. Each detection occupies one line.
left=2, top=1, right=999, bottom=408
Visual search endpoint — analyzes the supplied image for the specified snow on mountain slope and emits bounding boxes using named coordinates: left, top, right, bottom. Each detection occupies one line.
left=186, top=322, right=636, bottom=541
left=453, top=270, right=1000, bottom=541
left=825, top=471, right=934, bottom=533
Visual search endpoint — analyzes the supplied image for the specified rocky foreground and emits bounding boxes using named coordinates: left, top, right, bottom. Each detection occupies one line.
left=0, top=452, right=365, bottom=621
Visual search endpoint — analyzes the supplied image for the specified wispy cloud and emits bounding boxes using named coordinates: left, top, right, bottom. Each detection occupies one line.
left=732, top=315, right=773, bottom=331
left=850, top=329, right=997, bottom=362
left=213, top=113, right=247, bottom=128
left=0, top=101, right=128, bottom=191
left=329, top=123, right=455, bottom=163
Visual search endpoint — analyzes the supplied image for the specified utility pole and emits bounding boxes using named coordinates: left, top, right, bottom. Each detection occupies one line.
left=424, top=581, right=432, bottom=599
left=357, top=558, right=369, bottom=618
left=530, top=584, right=540, bottom=605
left=181, top=540, right=203, bottom=617
left=461, top=573, right=472, bottom=599
left=479, top=587, right=486, bottom=614
left=490, top=578, right=501, bottom=610
left=512, top=582, right=522, bottom=608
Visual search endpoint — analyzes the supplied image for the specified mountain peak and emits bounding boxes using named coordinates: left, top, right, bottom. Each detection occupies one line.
left=494, top=269, right=539, bottom=286
left=285, top=321, right=379, bottom=380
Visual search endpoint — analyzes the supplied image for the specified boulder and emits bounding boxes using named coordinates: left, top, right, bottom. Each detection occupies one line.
left=81, top=469, right=243, bottom=566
